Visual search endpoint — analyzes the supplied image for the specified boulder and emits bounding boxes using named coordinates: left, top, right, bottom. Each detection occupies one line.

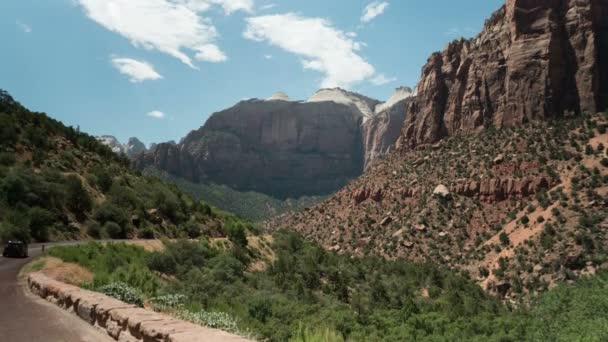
left=433, top=184, right=451, bottom=199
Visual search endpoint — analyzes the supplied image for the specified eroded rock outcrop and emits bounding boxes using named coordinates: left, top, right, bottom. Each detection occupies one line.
left=399, top=0, right=608, bottom=148
left=453, top=175, right=552, bottom=202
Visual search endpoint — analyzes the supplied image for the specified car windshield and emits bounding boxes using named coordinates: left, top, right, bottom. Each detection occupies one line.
left=5, top=242, right=22, bottom=250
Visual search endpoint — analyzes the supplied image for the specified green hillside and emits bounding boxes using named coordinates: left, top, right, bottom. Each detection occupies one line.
left=145, top=169, right=324, bottom=221
left=0, top=90, right=246, bottom=243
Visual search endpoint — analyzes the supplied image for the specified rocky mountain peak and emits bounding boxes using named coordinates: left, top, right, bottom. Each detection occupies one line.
left=97, top=135, right=124, bottom=154
left=374, top=86, right=414, bottom=114
left=307, top=87, right=381, bottom=121
left=267, top=91, right=291, bottom=101
left=97, top=135, right=148, bottom=157
left=126, top=137, right=147, bottom=156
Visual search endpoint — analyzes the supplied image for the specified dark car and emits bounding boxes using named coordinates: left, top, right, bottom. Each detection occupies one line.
left=2, top=240, right=28, bottom=258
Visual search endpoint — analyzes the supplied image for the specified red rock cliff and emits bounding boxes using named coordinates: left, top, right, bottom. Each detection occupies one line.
left=399, top=0, right=608, bottom=148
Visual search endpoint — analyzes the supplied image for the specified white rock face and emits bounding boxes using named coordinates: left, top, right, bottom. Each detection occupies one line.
left=97, top=135, right=124, bottom=154
left=267, top=91, right=291, bottom=101
left=307, top=88, right=380, bottom=122
left=374, top=87, right=414, bottom=114
left=361, top=86, right=414, bottom=169
left=97, top=136, right=148, bottom=157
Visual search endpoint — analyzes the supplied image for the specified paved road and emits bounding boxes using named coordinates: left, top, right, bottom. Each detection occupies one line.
left=0, top=242, right=112, bottom=341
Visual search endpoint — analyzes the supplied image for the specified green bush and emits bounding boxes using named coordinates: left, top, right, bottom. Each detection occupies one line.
left=65, top=175, right=92, bottom=218
left=95, top=202, right=129, bottom=227
left=98, top=282, right=144, bottom=307
left=0, top=152, right=16, bottom=166
left=28, top=207, right=54, bottom=242
left=227, top=222, right=248, bottom=248
left=103, top=221, right=125, bottom=239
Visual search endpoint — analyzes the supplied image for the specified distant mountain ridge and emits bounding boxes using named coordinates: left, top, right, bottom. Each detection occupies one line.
left=96, top=135, right=147, bottom=157
left=132, top=87, right=414, bottom=199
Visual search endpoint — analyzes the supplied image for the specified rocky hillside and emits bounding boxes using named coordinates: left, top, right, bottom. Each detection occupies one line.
left=0, top=90, right=246, bottom=243
left=398, top=0, right=608, bottom=149
left=270, top=112, right=608, bottom=300
left=133, top=87, right=413, bottom=199
left=270, top=0, right=608, bottom=301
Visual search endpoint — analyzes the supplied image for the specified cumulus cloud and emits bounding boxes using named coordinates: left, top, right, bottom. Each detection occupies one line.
left=147, top=110, right=166, bottom=119
left=111, top=57, right=163, bottom=83
left=76, top=0, right=252, bottom=68
left=244, top=13, right=375, bottom=88
left=361, top=1, right=389, bottom=23
left=370, top=73, right=396, bottom=86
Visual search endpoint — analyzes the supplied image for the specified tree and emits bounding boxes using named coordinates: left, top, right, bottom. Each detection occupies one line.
left=227, top=222, right=248, bottom=248
left=65, top=175, right=92, bottom=218
left=499, top=232, right=510, bottom=246
left=28, top=207, right=55, bottom=242
left=1, top=173, right=26, bottom=205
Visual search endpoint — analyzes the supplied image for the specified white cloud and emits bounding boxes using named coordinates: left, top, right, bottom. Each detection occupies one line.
left=244, top=13, right=375, bottom=89
left=361, top=1, right=389, bottom=23
left=212, top=0, right=254, bottom=14
left=111, top=57, right=163, bottom=83
left=370, top=73, right=396, bottom=86
left=76, top=0, right=252, bottom=68
left=260, top=3, right=276, bottom=10
left=264, top=54, right=273, bottom=59
left=147, top=110, right=166, bottom=119
left=17, top=21, right=32, bottom=33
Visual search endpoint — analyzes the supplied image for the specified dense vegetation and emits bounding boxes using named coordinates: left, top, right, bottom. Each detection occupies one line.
left=47, top=232, right=608, bottom=341
left=146, top=169, right=324, bottom=221
left=0, top=90, right=245, bottom=243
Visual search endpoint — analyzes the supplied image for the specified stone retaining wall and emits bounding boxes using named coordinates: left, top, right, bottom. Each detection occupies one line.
left=27, top=272, right=250, bottom=342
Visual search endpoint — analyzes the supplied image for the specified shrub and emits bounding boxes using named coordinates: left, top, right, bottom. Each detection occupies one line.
left=103, top=221, right=125, bottom=239
left=87, top=221, right=102, bottom=239
left=65, top=175, right=92, bottom=218
left=95, top=202, right=128, bottom=227
left=176, top=310, right=239, bottom=333
left=98, top=282, right=144, bottom=307
left=226, top=222, right=248, bottom=248
left=138, top=226, right=155, bottom=239
left=0, top=152, right=16, bottom=166
left=499, top=232, right=510, bottom=246
left=151, top=294, right=187, bottom=312
left=28, top=207, right=55, bottom=242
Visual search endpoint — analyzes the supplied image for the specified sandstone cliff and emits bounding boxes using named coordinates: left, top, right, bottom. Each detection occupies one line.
left=133, top=88, right=410, bottom=198
left=362, top=87, right=414, bottom=168
left=398, top=0, right=608, bottom=148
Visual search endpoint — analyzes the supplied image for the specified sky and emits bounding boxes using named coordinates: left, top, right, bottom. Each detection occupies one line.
left=0, top=0, right=503, bottom=145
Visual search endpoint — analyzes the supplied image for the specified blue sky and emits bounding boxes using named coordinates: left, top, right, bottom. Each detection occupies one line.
left=0, top=0, right=502, bottom=145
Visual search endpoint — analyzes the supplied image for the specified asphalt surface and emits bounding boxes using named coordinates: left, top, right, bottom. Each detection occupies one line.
left=0, top=242, right=112, bottom=341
